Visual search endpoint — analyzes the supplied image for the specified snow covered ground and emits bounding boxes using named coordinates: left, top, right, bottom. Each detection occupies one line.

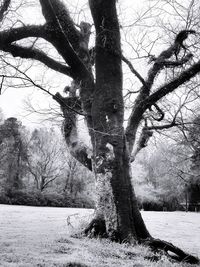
left=0, top=205, right=199, bottom=266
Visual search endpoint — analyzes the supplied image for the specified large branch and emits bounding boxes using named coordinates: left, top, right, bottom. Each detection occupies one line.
left=0, top=24, right=75, bottom=76
left=0, top=0, right=11, bottom=22
left=142, top=30, right=195, bottom=96
left=125, top=92, right=148, bottom=153
left=0, top=21, right=90, bottom=80
left=39, top=0, right=80, bottom=53
left=146, top=118, right=178, bottom=131
left=54, top=92, right=92, bottom=171
left=159, top=53, right=193, bottom=67
left=1, top=43, right=74, bottom=77
left=130, top=118, right=178, bottom=161
left=0, top=17, right=94, bottom=165
left=146, top=59, right=200, bottom=106
left=122, top=55, right=146, bottom=87
left=44, top=27, right=89, bottom=80
left=39, top=0, right=91, bottom=81
left=125, top=30, right=195, bottom=153
left=0, top=25, right=45, bottom=43
left=130, top=126, right=153, bottom=162
left=130, top=117, right=179, bottom=161
left=126, top=59, right=200, bottom=153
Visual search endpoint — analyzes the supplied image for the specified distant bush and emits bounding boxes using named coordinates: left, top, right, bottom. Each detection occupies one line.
left=0, top=189, right=94, bottom=208
left=138, top=199, right=183, bottom=211
left=3, top=190, right=44, bottom=206
left=0, top=194, right=11, bottom=204
left=1, top=188, right=184, bottom=211
left=70, top=195, right=95, bottom=209
left=66, top=263, right=89, bottom=267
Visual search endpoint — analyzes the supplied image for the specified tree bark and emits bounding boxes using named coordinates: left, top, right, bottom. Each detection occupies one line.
left=86, top=0, right=150, bottom=242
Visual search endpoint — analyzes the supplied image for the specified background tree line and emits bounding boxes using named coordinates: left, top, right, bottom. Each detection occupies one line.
left=0, top=112, right=94, bottom=208
left=0, top=108, right=199, bottom=211
left=133, top=107, right=200, bottom=212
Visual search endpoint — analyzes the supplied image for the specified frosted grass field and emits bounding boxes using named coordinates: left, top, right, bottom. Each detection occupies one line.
left=0, top=205, right=199, bottom=267
left=142, top=211, right=200, bottom=257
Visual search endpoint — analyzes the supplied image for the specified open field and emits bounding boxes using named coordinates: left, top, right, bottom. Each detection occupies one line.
left=0, top=205, right=199, bottom=267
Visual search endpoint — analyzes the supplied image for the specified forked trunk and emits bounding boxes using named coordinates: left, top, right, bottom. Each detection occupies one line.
left=85, top=0, right=150, bottom=242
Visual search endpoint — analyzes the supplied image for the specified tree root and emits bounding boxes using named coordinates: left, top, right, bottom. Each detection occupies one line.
left=83, top=218, right=122, bottom=242
left=84, top=218, right=107, bottom=238
left=83, top=219, right=199, bottom=265
left=141, top=238, right=199, bottom=264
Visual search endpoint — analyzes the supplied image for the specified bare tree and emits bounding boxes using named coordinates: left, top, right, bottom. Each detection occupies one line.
left=0, top=0, right=199, bottom=263
left=26, top=127, right=67, bottom=192
left=0, top=117, right=27, bottom=193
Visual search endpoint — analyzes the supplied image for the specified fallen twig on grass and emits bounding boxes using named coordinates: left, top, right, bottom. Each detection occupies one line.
left=66, top=213, right=79, bottom=228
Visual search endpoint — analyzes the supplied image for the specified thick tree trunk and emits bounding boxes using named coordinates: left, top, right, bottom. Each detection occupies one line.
left=86, top=0, right=150, bottom=242
left=87, top=139, right=150, bottom=241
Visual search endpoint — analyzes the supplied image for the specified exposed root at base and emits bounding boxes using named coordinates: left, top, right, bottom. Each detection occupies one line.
left=84, top=218, right=107, bottom=238
left=83, top=219, right=199, bottom=265
left=140, top=238, right=199, bottom=264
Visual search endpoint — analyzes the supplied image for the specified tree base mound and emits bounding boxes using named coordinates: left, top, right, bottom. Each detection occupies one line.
left=84, top=218, right=107, bottom=238
left=83, top=219, right=199, bottom=265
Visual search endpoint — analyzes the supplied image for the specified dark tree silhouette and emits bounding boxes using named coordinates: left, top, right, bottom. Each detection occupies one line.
left=0, top=117, right=26, bottom=193
left=0, top=0, right=199, bottom=263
